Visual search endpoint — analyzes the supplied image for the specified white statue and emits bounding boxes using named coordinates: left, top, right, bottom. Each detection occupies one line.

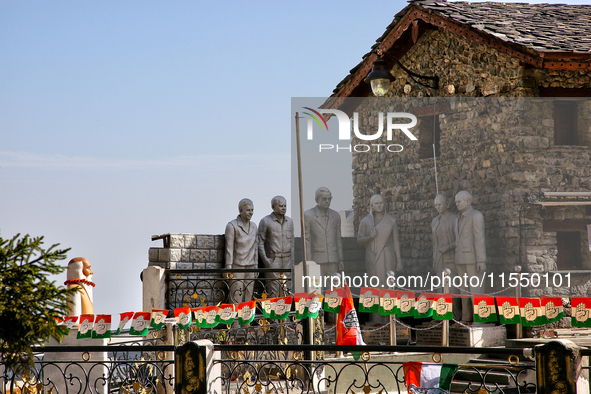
left=64, top=257, right=95, bottom=317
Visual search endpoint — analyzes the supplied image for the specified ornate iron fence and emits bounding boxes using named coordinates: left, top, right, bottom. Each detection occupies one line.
left=166, top=268, right=293, bottom=309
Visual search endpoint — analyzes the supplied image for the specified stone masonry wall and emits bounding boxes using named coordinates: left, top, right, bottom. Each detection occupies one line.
left=148, top=233, right=224, bottom=270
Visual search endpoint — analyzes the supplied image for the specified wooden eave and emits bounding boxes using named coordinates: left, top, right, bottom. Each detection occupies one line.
left=326, top=4, right=591, bottom=109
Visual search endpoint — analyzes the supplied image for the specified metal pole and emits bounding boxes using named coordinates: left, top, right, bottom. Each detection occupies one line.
left=442, top=269, right=451, bottom=347
left=388, top=271, right=396, bottom=346
left=295, top=112, right=315, bottom=362
left=514, top=265, right=522, bottom=339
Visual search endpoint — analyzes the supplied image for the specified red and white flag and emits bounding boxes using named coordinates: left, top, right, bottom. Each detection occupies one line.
left=336, top=284, right=365, bottom=346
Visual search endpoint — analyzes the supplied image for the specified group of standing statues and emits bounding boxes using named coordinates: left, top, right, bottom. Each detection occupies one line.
left=224, top=188, right=486, bottom=322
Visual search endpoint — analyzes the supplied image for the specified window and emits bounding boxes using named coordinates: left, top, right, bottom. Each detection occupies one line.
left=556, top=231, right=582, bottom=270
left=553, top=101, right=578, bottom=146
left=418, top=115, right=440, bottom=159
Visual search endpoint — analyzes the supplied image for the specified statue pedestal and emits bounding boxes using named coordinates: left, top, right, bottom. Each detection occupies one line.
left=44, top=328, right=109, bottom=394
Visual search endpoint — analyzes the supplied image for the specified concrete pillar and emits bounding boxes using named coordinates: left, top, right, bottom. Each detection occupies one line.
left=143, top=265, right=167, bottom=311
left=535, top=339, right=589, bottom=394
left=175, top=340, right=221, bottom=394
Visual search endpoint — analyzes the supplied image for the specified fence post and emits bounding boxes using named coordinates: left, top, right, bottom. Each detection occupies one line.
left=535, top=339, right=589, bottom=394
left=175, top=339, right=221, bottom=394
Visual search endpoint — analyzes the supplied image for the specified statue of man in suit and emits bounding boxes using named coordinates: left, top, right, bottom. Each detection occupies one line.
left=432, top=194, right=457, bottom=276
left=455, top=190, right=486, bottom=321
left=304, top=187, right=343, bottom=281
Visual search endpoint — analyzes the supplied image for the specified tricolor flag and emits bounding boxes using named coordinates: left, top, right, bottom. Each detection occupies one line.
left=359, top=287, right=380, bottom=314
left=150, top=309, right=169, bottom=330
left=324, top=288, right=344, bottom=313
left=432, top=294, right=453, bottom=321
left=403, top=362, right=458, bottom=393
left=216, top=304, right=237, bottom=325
left=115, top=312, right=134, bottom=335
left=92, top=314, right=112, bottom=339
left=519, top=298, right=544, bottom=326
left=473, top=295, right=497, bottom=323
left=130, top=312, right=151, bottom=336
left=571, top=297, right=591, bottom=328
left=64, top=316, right=78, bottom=332
left=379, top=289, right=398, bottom=316
left=193, top=306, right=219, bottom=329
left=336, top=284, right=365, bottom=346
left=237, top=300, right=256, bottom=325
left=260, top=298, right=275, bottom=319
left=541, top=296, right=564, bottom=324
left=414, top=293, right=434, bottom=319
left=174, top=306, right=192, bottom=330
left=295, top=293, right=322, bottom=319
left=398, top=291, right=415, bottom=318
left=495, top=297, right=520, bottom=324
left=271, top=296, right=293, bottom=320
left=77, top=314, right=94, bottom=339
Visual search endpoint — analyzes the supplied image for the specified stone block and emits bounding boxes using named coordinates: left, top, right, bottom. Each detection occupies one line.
left=176, top=262, right=192, bottom=270
left=197, top=235, right=215, bottom=249
left=149, top=248, right=159, bottom=262
left=185, top=234, right=197, bottom=249
left=214, top=235, right=225, bottom=250
left=191, top=249, right=209, bottom=263
left=210, top=250, right=223, bottom=263
left=207, top=262, right=224, bottom=269
left=158, top=248, right=182, bottom=262
left=169, top=234, right=185, bottom=248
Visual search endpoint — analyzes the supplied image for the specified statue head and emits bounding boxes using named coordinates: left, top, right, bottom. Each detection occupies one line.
left=434, top=194, right=449, bottom=214
left=315, top=187, right=332, bottom=210
left=369, top=194, right=385, bottom=213
left=455, top=191, right=473, bottom=213
left=67, top=257, right=93, bottom=281
left=238, top=198, right=254, bottom=222
left=271, top=195, right=287, bottom=217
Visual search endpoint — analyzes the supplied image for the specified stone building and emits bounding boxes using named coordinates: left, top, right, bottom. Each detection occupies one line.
left=322, top=1, right=591, bottom=296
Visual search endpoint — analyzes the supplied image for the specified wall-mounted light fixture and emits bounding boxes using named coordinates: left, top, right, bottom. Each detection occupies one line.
left=364, top=48, right=439, bottom=96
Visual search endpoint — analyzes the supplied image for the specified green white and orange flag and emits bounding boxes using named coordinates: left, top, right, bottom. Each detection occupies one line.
left=541, top=296, right=563, bottom=324
left=63, top=316, right=78, bottom=333
left=403, top=362, right=458, bottom=393
left=92, top=314, right=112, bottom=339
left=359, top=287, right=380, bottom=314
left=323, top=288, right=345, bottom=313
left=432, top=293, right=453, bottom=321
left=414, top=293, right=435, bottom=319
left=193, top=306, right=219, bottom=329
left=571, top=297, right=591, bottom=328
left=379, top=289, right=398, bottom=316
left=260, top=298, right=275, bottom=319
left=295, top=292, right=322, bottom=319
left=115, top=312, right=134, bottom=335
left=216, top=304, right=237, bottom=325
left=519, top=298, right=544, bottom=326
left=398, top=291, right=416, bottom=318
left=495, top=297, right=520, bottom=324
left=150, top=309, right=169, bottom=330
left=77, top=314, right=94, bottom=339
left=473, top=294, right=497, bottom=323
left=130, top=312, right=151, bottom=336
left=271, top=296, right=293, bottom=320
left=174, top=306, right=192, bottom=330
left=237, top=300, right=256, bottom=325
left=294, top=293, right=310, bottom=319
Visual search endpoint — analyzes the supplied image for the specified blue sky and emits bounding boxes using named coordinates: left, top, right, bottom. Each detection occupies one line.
left=1, top=0, right=586, bottom=315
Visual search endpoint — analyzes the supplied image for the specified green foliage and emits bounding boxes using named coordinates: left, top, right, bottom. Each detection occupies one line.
left=0, top=234, right=76, bottom=370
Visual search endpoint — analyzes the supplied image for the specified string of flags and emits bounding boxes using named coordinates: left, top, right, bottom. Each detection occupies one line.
left=57, top=288, right=591, bottom=339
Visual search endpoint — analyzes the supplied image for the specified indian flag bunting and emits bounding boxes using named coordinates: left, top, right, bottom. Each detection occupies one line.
left=496, top=297, right=520, bottom=324
left=194, top=306, right=219, bottom=329
left=77, top=314, right=94, bottom=339
left=64, top=316, right=78, bottom=332
left=414, top=293, right=434, bottom=319
left=294, top=293, right=309, bottom=319
left=306, top=293, right=322, bottom=318
left=379, top=289, right=398, bottom=316
left=130, top=312, right=151, bottom=336
left=216, top=304, right=237, bottom=325
left=271, top=296, right=293, bottom=320
left=519, top=298, right=544, bottom=326
left=295, top=292, right=322, bottom=319
left=336, top=284, right=365, bottom=346
left=260, top=298, right=274, bottom=319
left=92, top=314, right=112, bottom=339
left=150, top=309, right=169, bottom=330
left=403, top=362, right=457, bottom=393
left=398, top=291, right=415, bottom=318
left=571, top=297, right=591, bottom=328
left=473, top=295, right=497, bottom=323
left=174, top=306, right=192, bottom=330
left=541, top=297, right=563, bottom=324
left=432, top=293, right=453, bottom=321
left=115, top=312, right=133, bottom=335
left=237, top=300, right=256, bottom=325
left=323, top=288, right=344, bottom=313
left=359, top=287, right=380, bottom=314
